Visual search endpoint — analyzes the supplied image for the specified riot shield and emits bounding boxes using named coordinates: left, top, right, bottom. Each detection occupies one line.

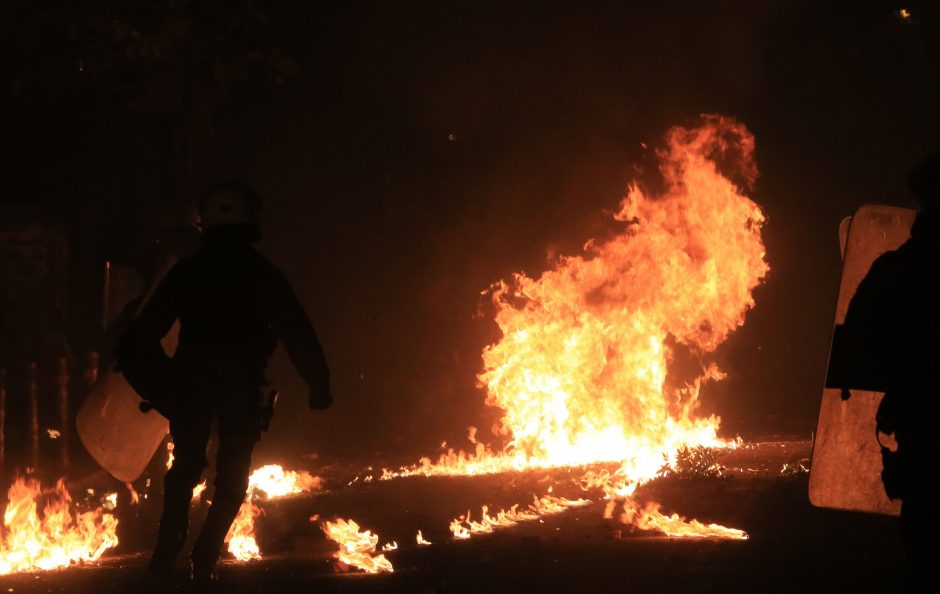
left=76, top=261, right=177, bottom=483
left=808, top=205, right=915, bottom=515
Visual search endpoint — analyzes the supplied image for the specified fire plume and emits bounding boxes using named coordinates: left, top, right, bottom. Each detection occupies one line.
left=321, top=518, right=394, bottom=573
left=382, top=116, right=762, bottom=539
left=479, top=114, right=766, bottom=483
left=1, top=478, right=119, bottom=575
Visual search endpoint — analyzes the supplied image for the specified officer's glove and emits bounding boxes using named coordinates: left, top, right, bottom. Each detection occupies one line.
left=308, top=382, right=334, bottom=410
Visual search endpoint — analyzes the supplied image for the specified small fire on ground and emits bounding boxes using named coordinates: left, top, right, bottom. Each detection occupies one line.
left=449, top=495, right=588, bottom=540
left=320, top=518, right=394, bottom=574
left=225, top=465, right=323, bottom=561
left=618, top=499, right=748, bottom=540
left=0, top=478, right=119, bottom=575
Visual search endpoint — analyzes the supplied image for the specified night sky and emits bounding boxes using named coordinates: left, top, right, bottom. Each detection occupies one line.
left=2, top=1, right=938, bottom=464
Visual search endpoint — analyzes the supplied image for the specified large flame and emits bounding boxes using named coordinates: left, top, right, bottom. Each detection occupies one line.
left=0, top=478, right=119, bottom=574
left=480, top=114, right=766, bottom=482
left=378, top=116, right=763, bottom=540
left=384, top=115, right=766, bottom=488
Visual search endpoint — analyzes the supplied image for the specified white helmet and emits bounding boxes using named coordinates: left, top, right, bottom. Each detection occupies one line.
left=198, top=182, right=262, bottom=232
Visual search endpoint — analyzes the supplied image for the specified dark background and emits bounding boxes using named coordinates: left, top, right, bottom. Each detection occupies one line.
left=1, top=1, right=937, bottom=465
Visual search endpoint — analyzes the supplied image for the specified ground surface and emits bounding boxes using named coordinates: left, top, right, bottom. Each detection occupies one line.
left=1, top=441, right=905, bottom=593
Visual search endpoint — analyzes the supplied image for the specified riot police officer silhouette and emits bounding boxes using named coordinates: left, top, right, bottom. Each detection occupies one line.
left=116, top=182, right=332, bottom=585
left=839, top=152, right=940, bottom=588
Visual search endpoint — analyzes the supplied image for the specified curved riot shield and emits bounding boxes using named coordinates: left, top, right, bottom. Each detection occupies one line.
left=809, top=205, right=915, bottom=515
left=76, top=261, right=177, bottom=483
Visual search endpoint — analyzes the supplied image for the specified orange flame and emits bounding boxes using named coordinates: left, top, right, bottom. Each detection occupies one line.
left=620, top=499, right=748, bottom=540
left=384, top=116, right=764, bottom=488
left=380, top=116, right=761, bottom=539
left=248, top=464, right=322, bottom=499
left=479, top=114, right=766, bottom=480
left=124, top=483, right=140, bottom=506
left=1, top=478, right=119, bottom=574
left=226, top=501, right=263, bottom=561
left=449, top=495, right=588, bottom=540
left=191, top=480, right=207, bottom=501
left=321, top=518, right=394, bottom=573
left=166, top=441, right=174, bottom=470
left=225, top=465, right=321, bottom=561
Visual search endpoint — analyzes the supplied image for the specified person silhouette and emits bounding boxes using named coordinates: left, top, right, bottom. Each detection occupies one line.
left=838, top=151, right=940, bottom=589
left=116, top=182, right=333, bottom=586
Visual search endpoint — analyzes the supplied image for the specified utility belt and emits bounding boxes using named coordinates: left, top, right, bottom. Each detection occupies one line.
left=137, top=360, right=280, bottom=435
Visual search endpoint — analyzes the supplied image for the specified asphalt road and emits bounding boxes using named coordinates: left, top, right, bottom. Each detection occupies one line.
left=1, top=441, right=905, bottom=593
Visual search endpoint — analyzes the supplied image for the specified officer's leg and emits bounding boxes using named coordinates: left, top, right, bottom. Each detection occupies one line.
left=901, top=494, right=934, bottom=592
left=150, top=412, right=211, bottom=574
left=190, top=409, right=259, bottom=573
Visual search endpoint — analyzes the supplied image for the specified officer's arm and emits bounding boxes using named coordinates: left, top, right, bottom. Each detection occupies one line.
left=115, top=264, right=186, bottom=398
left=842, top=254, right=899, bottom=340
left=832, top=253, right=902, bottom=391
left=268, top=271, right=331, bottom=403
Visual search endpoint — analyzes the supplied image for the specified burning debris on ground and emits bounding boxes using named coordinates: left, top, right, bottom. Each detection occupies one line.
left=0, top=447, right=904, bottom=593
left=0, top=477, right=118, bottom=575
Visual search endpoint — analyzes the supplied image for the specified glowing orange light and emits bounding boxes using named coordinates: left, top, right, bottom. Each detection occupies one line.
left=449, top=495, right=589, bottom=540
left=321, top=518, right=394, bottom=573
left=382, top=115, right=762, bottom=538
left=1, top=478, right=119, bottom=574
left=225, top=465, right=321, bottom=561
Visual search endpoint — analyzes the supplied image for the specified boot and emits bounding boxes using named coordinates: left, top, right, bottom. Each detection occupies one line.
left=149, top=531, right=185, bottom=578
left=150, top=477, right=196, bottom=578
left=189, top=494, right=244, bottom=587
left=190, top=558, right=220, bottom=590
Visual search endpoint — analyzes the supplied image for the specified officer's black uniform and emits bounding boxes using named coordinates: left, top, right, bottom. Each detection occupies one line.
left=117, top=223, right=331, bottom=578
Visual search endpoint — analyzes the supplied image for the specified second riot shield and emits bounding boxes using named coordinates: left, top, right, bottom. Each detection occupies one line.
left=808, top=204, right=915, bottom=515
